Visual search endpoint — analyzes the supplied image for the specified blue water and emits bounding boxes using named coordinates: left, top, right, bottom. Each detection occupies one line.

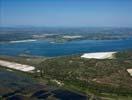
left=0, top=39, right=132, bottom=57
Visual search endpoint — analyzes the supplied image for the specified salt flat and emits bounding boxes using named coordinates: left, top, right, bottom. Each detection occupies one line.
left=0, top=60, right=35, bottom=72
left=10, top=39, right=37, bottom=43
left=81, top=52, right=116, bottom=59
left=62, top=35, right=82, bottom=39
left=127, top=69, right=132, bottom=76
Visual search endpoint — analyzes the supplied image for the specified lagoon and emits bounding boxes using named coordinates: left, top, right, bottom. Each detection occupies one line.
left=0, top=39, right=132, bottom=57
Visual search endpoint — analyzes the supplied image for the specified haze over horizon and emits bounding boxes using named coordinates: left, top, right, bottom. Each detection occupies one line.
left=0, top=0, right=132, bottom=27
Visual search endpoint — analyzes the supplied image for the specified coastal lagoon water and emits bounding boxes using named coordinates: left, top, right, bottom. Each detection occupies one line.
left=0, top=39, right=132, bottom=57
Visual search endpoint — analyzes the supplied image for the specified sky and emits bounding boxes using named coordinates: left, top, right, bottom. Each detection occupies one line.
left=0, top=0, right=132, bottom=27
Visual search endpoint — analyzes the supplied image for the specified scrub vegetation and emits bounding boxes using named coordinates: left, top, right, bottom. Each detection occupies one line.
left=35, top=51, right=132, bottom=99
